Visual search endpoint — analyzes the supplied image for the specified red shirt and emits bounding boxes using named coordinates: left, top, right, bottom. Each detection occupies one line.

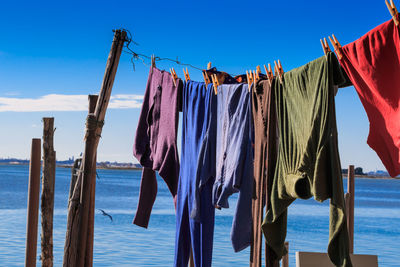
left=339, top=16, right=400, bottom=177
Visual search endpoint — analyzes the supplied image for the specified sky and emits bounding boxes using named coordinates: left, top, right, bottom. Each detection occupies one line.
left=0, top=0, right=394, bottom=172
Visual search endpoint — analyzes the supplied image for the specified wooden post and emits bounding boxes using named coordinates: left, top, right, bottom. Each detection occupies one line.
left=41, top=118, right=56, bottom=267
left=85, top=94, right=99, bottom=267
left=250, top=163, right=263, bottom=267
left=25, top=138, right=41, bottom=267
left=346, top=165, right=355, bottom=254
left=282, top=242, right=289, bottom=267
left=189, top=248, right=194, bottom=267
left=63, top=29, right=126, bottom=267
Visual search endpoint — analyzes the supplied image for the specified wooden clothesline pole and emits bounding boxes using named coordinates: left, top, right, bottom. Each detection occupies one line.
left=63, top=29, right=126, bottom=267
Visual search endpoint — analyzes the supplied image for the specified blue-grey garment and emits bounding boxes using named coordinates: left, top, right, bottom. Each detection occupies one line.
left=174, top=80, right=217, bottom=267
left=212, top=83, right=254, bottom=252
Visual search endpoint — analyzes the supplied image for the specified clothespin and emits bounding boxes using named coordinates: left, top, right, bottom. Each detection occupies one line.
left=386, top=0, right=399, bottom=26
left=183, top=67, right=191, bottom=82
left=252, top=70, right=259, bottom=92
left=170, top=68, right=178, bottom=87
left=202, top=70, right=211, bottom=87
left=151, top=54, right=156, bottom=68
left=246, top=70, right=251, bottom=87
left=263, top=63, right=274, bottom=87
left=246, top=70, right=253, bottom=88
left=207, top=62, right=212, bottom=70
left=256, top=65, right=262, bottom=75
left=328, top=34, right=343, bottom=60
left=274, top=60, right=284, bottom=84
left=211, top=74, right=219, bottom=95
left=320, top=37, right=331, bottom=56
left=255, top=66, right=260, bottom=80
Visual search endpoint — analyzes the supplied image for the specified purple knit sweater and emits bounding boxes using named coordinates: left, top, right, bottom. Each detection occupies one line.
left=133, top=67, right=181, bottom=228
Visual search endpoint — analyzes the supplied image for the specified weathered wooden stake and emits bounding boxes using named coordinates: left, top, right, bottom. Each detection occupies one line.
left=41, top=118, right=56, bottom=267
left=25, top=138, right=41, bottom=267
left=346, top=165, right=355, bottom=254
left=282, top=242, right=289, bottom=267
left=85, top=94, right=99, bottom=267
left=63, top=29, right=126, bottom=267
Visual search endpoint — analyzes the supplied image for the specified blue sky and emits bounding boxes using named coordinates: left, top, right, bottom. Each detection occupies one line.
left=0, top=0, right=395, bottom=171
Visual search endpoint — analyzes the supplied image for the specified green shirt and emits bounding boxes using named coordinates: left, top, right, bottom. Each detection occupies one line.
left=262, top=52, right=352, bottom=267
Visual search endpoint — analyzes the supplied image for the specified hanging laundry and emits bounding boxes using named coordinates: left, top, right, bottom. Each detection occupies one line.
left=132, top=66, right=182, bottom=228
left=175, top=81, right=217, bottom=267
left=262, top=52, right=352, bottom=267
left=339, top=15, right=400, bottom=177
left=251, top=79, right=278, bottom=267
left=204, top=67, right=238, bottom=84
left=209, top=83, right=253, bottom=252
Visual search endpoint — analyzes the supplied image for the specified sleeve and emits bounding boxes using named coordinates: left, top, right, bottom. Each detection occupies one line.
left=133, top=167, right=158, bottom=228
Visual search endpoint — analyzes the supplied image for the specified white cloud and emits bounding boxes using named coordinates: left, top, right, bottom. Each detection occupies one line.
left=0, top=94, right=144, bottom=112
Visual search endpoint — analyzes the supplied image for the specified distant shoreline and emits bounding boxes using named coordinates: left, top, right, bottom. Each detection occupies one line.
left=1, top=163, right=399, bottom=179
left=0, top=162, right=142, bottom=171
left=353, top=174, right=399, bottom=180
left=57, top=164, right=142, bottom=170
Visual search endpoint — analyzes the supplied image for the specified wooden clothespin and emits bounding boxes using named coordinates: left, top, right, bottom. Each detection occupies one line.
left=183, top=67, right=191, bottom=82
left=386, top=0, right=399, bottom=26
left=207, top=62, right=212, bottom=70
left=263, top=63, right=274, bottom=87
left=256, top=65, right=262, bottom=75
left=170, top=68, right=178, bottom=87
left=151, top=54, right=156, bottom=68
left=320, top=37, right=331, bottom=56
left=246, top=70, right=253, bottom=88
left=274, top=60, right=284, bottom=84
left=211, top=74, right=219, bottom=95
left=252, top=70, right=259, bottom=92
left=202, top=70, right=211, bottom=87
left=328, top=34, right=343, bottom=60
left=246, top=70, right=251, bottom=87
left=255, top=66, right=261, bottom=80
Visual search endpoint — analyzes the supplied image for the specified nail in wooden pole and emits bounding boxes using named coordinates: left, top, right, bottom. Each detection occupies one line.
left=25, top=138, right=41, bottom=267
left=85, top=94, right=99, bottom=267
left=41, top=118, right=56, bottom=267
left=346, top=165, right=355, bottom=254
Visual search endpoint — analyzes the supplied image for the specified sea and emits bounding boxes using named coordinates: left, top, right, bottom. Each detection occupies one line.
left=0, top=164, right=399, bottom=266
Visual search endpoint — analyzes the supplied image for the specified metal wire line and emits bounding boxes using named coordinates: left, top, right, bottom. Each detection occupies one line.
left=120, top=28, right=236, bottom=76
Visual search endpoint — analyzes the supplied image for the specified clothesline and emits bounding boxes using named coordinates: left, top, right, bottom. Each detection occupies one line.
left=120, top=29, right=231, bottom=74
left=117, top=0, right=399, bottom=85
left=129, top=3, right=399, bottom=267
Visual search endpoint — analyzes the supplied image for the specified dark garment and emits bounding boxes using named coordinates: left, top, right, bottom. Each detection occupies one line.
left=175, top=81, right=217, bottom=267
left=234, top=74, right=268, bottom=84
left=210, top=83, right=253, bottom=252
left=262, top=52, right=352, bottom=267
left=133, top=67, right=182, bottom=228
left=204, top=67, right=238, bottom=84
left=339, top=15, right=400, bottom=177
left=251, top=80, right=278, bottom=267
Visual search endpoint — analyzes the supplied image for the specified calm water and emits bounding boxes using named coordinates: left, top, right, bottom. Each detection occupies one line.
left=0, top=164, right=399, bottom=266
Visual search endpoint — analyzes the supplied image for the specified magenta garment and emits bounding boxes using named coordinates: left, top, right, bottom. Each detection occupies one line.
left=133, top=67, right=182, bottom=228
